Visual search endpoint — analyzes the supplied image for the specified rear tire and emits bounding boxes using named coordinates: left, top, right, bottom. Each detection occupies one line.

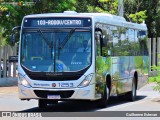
left=38, top=99, right=47, bottom=108
left=98, top=84, right=110, bottom=108
left=126, top=77, right=137, bottom=101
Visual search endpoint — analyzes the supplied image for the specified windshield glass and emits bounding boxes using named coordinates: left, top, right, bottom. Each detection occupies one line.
left=21, top=29, right=91, bottom=72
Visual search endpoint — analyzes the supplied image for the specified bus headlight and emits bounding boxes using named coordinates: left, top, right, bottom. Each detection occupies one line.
left=18, top=74, right=31, bottom=88
left=78, top=73, right=93, bottom=88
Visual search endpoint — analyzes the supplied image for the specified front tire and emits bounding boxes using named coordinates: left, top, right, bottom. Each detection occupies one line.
left=98, top=85, right=110, bottom=108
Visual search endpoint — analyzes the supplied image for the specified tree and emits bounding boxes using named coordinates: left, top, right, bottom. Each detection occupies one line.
left=124, top=0, right=160, bottom=37
left=0, top=0, right=9, bottom=46
left=87, top=0, right=118, bottom=14
left=0, top=2, right=28, bottom=44
left=124, top=0, right=147, bottom=23
left=32, top=0, right=76, bottom=13
left=0, top=0, right=77, bottom=45
left=144, top=0, right=160, bottom=37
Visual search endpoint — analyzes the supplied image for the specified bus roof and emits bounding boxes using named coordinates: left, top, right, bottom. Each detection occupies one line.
left=24, top=11, right=147, bottom=30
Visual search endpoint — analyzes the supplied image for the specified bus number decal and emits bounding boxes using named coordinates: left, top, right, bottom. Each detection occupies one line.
left=37, top=20, right=46, bottom=25
left=58, top=83, right=74, bottom=88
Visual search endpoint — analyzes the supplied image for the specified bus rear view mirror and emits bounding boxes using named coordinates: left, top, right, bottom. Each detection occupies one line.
left=10, top=33, right=15, bottom=46
left=10, top=26, right=21, bottom=46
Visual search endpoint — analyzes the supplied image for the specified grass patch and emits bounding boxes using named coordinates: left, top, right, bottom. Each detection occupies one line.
left=148, top=76, right=160, bottom=92
left=148, top=77, right=156, bottom=82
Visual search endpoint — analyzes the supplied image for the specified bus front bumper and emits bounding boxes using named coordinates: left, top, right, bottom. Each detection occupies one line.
left=18, top=84, right=99, bottom=101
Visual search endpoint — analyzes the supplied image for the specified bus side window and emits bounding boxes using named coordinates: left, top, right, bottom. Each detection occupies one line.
left=101, top=27, right=110, bottom=57
left=95, top=33, right=101, bottom=56
left=128, top=29, right=135, bottom=56
left=121, top=28, right=129, bottom=56
left=95, top=27, right=111, bottom=57
left=138, top=30, right=148, bottom=55
left=135, top=30, right=140, bottom=55
left=111, top=26, right=120, bottom=56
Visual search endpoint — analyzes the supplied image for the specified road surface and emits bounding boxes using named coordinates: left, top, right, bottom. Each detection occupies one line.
left=0, top=83, right=160, bottom=120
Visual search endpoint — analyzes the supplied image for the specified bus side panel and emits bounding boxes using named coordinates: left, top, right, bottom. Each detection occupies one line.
left=95, top=56, right=111, bottom=96
left=137, top=56, right=149, bottom=89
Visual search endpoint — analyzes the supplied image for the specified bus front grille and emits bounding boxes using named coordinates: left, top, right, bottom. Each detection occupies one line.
left=34, top=90, right=74, bottom=98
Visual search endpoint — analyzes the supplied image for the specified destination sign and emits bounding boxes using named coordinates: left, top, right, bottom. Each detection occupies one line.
left=23, top=17, right=91, bottom=28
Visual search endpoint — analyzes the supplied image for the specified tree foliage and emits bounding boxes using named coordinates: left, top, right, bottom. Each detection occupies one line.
left=124, top=0, right=160, bottom=37
left=0, top=0, right=77, bottom=45
left=87, top=0, right=118, bottom=14
left=129, top=10, right=147, bottom=23
left=144, top=0, right=160, bottom=37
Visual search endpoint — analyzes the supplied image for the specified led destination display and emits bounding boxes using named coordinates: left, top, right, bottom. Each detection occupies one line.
left=23, top=17, right=92, bottom=28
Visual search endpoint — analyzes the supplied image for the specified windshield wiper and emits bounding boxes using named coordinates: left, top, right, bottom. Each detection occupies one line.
left=58, top=28, right=75, bottom=49
left=38, top=29, right=53, bottom=48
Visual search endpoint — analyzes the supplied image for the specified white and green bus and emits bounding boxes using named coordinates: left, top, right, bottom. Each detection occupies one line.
left=11, top=11, right=148, bottom=108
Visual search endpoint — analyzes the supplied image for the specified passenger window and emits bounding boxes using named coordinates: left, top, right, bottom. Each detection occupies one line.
left=135, top=30, right=140, bottom=55
left=138, top=30, right=148, bottom=55
left=95, top=32, right=101, bottom=56
left=120, top=28, right=129, bottom=56
left=111, top=26, right=120, bottom=56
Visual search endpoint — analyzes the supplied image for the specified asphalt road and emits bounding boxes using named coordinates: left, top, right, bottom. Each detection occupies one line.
left=0, top=83, right=160, bottom=119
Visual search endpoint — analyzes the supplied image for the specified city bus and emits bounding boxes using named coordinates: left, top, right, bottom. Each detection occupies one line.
left=10, top=11, right=148, bottom=108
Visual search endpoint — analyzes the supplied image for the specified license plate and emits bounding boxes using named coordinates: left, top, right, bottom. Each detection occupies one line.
left=47, top=95, right=60, bottom=99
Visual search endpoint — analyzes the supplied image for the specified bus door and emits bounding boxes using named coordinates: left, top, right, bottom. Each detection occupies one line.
left=95, top=30, right=108, bottom=95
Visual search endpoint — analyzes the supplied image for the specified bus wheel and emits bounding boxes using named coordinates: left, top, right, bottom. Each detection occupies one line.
left=98, top=84, right=109, bottom=108
left=38, top=99, right=47, bottom=108
left=126, top=77, right=137, bottom=101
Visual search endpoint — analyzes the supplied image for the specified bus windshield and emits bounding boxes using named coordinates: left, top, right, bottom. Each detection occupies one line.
left=21, top=28, right=91, bottom=72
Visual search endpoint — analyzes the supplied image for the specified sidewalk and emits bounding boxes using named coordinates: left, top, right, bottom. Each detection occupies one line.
left=0, top=86, right=18, bottom=95
left=138, top=82, right=160, bottom=100
left=0, top=77, right=18, bottom=87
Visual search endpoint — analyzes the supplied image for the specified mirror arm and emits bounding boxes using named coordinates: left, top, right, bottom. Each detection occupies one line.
left=11, top=26, right=21, bottom=33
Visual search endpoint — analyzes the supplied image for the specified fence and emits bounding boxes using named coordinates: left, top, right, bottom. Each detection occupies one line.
left=148, top=37, right=160, bottom=76
left=149, top=38, right=160, bottom=66
left=0, top=45, right=18, bottom=83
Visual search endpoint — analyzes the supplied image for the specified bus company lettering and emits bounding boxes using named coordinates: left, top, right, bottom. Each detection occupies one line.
left=33, top=83, right=50, bottom=87
left=46, top=72, right=63, bottom=76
